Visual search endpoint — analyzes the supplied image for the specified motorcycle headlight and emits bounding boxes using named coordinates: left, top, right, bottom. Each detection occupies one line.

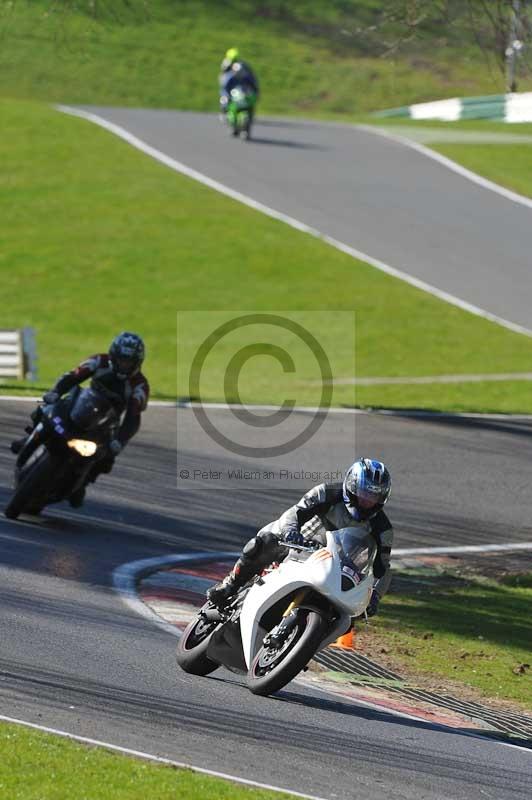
left=67, top=439, right=97, bottom=457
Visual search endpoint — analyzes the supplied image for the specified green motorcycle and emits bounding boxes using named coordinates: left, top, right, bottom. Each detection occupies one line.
left=226, top=86, right=257, bottom=139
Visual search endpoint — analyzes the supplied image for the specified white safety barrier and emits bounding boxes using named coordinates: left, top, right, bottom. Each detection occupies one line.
left=379, top=91, right=532, bottom=122
left=0, top=329, right=38, bottom=381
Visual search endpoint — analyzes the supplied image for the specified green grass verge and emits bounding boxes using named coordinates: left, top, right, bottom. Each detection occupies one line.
left=0, top=721, right=297, bottom=800
left=366, top=572, right=532, bottom=709
left=0, top=0, right=526, bottom=115
left=432, top=143, right=532, bottom=199
left=353, top=381, right=532, bottom=416
left=4, top=97, right=532, bottom=412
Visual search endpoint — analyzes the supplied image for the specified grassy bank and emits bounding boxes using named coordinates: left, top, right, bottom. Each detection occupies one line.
left=0, top=721, right=297, bottom=800
left=1, top=0, right=527, bottom=115
left=360, top=570, right=532, bottom=710
left=4, top=98, right=532, bottom=411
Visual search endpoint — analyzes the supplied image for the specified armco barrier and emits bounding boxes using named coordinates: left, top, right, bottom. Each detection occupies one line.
left=377, top=91, right=532, bottom=122
left=0, top=329, right=38, bottom=381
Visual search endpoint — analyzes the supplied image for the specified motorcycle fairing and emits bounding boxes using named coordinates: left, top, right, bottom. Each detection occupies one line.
left=239, top=531, right=374, bottom=668
left=12, top=386, right=111, bottom=507
left=207, top=618, right=250, bottom=674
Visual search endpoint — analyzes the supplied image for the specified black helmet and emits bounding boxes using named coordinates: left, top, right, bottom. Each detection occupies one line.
left=343, top=458, right=391, bottom=522
left=109, top=332, right=145, bottom=378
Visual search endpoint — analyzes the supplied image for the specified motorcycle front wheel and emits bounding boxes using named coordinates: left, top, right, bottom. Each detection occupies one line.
left=247, top=609, right=327, bottom=697
left=4, top=451, right=52, bottom=520
left=175, top=604, right=221, bottom=676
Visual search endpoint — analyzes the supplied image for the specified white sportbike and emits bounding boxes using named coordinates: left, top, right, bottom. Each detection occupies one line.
left=176, top=527, right=377, bottom=696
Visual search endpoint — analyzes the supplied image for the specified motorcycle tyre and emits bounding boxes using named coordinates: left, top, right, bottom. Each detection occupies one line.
left=4, top=451, right=52, bottom=520
left=176, top=605, right=221, bottom=676
left=247, top=609, right=327, bottom=697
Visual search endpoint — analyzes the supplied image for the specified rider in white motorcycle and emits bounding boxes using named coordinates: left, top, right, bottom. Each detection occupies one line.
left=208, top=458, right=393, bottom=618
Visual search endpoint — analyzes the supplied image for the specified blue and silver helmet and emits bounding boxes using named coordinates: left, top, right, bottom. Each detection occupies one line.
left=343, top=458, right=391, bottom=521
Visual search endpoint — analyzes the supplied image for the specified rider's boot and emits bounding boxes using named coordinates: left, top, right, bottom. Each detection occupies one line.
left=10, top=422, right=35, bottom=454
left=69, top=486, right=86, bottom=508
left=10, top=436, right=28, bottom=454
left=207, top=558, right=254, bottom=607
left=207, top=575, right=239, bottom=607
left=207, top=532, right=281, bottom=608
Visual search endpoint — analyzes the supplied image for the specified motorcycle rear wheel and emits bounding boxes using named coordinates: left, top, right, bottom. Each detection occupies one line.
left=176, top=605, right=221, bottom=676
left=4, top=451, right=52, bottom=520
left=247, top=609, right=327, bottom=697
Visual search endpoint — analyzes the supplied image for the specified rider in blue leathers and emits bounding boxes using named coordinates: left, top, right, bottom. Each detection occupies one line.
left=219, top=47, right=259, bottom=116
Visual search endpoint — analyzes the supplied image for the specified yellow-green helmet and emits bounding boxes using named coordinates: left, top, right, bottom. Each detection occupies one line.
left=221, top=47, right=240, bottom=71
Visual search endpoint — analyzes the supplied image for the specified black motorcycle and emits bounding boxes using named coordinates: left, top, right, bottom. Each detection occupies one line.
left=4, top=383, right=120, bottom=519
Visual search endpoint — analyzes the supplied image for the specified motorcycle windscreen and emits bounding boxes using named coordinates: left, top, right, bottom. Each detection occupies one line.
left=69, top=387, right=117, bottom=432
left=335, top=529, right=377, bottom=587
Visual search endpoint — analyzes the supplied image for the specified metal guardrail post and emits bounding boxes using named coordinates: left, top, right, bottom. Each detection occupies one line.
left=22, top=327, right=38, bottom=381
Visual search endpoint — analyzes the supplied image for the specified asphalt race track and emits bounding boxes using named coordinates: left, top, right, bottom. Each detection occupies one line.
left=4, top=102, right=532, bottom=799
left=1, top=399, right=531, bottom=800
left=76, top=108, right=532, bottom=331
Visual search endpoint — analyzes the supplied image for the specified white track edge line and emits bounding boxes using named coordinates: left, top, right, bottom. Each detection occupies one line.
left=4, top=394, right=532, bottom=421
left=176, top=400, right=532, bottom=421
left=0, top=714, right=329, bottom=800
left=0, top=395, right=41, bottom=402
left=394, top=542, right=532, bottom=556
left=55, top=104, right=532, bottom=339
left=112, top=552, right=239, bottom=638
left=0, top=394, right=177, bottom=406
left=358, top=123, right=532, bottom=211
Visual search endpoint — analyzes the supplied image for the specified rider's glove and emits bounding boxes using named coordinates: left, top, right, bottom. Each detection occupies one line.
left=108, top=439, right=122, bottom=457
left=43, top=391, right=59, bottom=405
left=283, top=529, right=305, bottom=547
left=366, top=589, right=380, bottom=618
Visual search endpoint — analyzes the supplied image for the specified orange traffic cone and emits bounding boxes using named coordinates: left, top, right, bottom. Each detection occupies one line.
left=331, top=628, right=355, bottom=650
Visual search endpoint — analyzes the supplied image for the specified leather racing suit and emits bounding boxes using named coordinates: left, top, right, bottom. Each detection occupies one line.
left=51, top=353, right=150, bottom=448
left=212, top=481, right=393, bottom=607
left=22, top=354, right=150, bottom=486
